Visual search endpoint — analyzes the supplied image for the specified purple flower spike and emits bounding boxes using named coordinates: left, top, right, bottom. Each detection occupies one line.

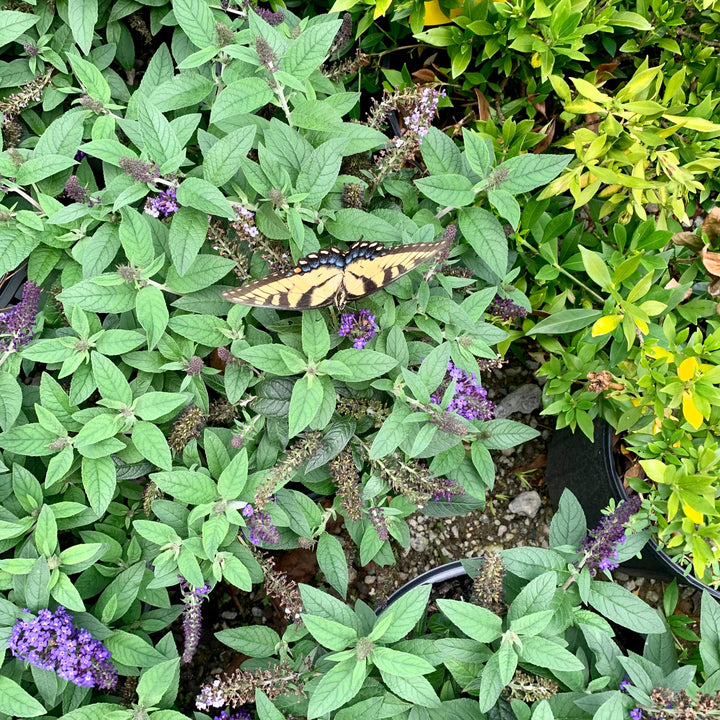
left=338, top=309, right=378, bottom=349
left=179, top=578, right=212, bottom=664
left=489, top=295, right=528, bottom=321
left=8, top=606, right=117, bottom=689
left=576, top=496, right=642, bottom=576
left=214, top=710, right=252, bottom=720
left=244, top=505, right=280, bottom=546
left=0, top=280, right=41, bottom=354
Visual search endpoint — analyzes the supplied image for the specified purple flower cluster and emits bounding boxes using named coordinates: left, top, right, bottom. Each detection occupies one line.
left=404, top=88, right=446, bottom=143
left=630, top=709, right=642, bottom=720
left=144, top=187, right=179, bottom=218
left=430, top=360, right=496, bottom=422
left=338, top=309, right=378, bottom=349
left=576, top=496, right=642, bottom=575
left=184, top=355, right=204, bottom=376
left=179, top=577, right=212, bottom=664
left=243, top=505, right=280, bottom=546
left=489, top=295, right=528, bottom=322
left=0, top=280, right=41, bottom=354
left=8, top=606, right=117, bottom=689
left=431, top=478, right=466, bottom=502
left=214, top=709, right=252, bottom=720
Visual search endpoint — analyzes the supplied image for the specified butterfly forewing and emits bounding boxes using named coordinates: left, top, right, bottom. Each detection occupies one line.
left=222, top=266, right=343, bottom=309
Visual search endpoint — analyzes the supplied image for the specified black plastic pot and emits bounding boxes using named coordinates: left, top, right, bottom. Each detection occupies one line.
left=547, top=420, right=720, bottom=600
left=0, top=266, right=28, bottom=310
left=380, top=560, right=468, bottom=612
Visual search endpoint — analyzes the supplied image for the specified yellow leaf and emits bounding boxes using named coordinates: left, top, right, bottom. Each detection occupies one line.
left=591, top=315, right=622, bottom=336
left=682, top=390, right=703, bottom=430
left=683, top=503, right=704, bottom=524
left=422, top=0, right=460, bottom=24
left=531, top=52, right=542, bottom=68
left=374, top=0, right=393, bottom=19
left=677, top=356, right=700, bottom=381
left=645, top=346, right=674, bottom=362
left=633, top=317, right=649, bottom=335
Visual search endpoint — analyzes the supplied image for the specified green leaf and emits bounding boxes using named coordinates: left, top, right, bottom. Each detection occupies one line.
left=371, top=647, right=434, bottom=676
left=216, top=625, right=280, bottom=657
left=302, top=310, right=330, bottom=360
left=519, top=635, right=585, bottom=672
left=284, top=19, right=342, bottom=80
left=256, top=689, right=286, bottom=720
left=0, top=676, right=45, bottom=717
left=421, top=127, right=463, bottom=175
left=94, top=330, right=145, bottom=355
left=132, top=421, right=172, bottom=470
left=58, top=278, right=138, bottom=314
left=134, top=392, right=189, bottom=421
left=317, top=534, right=349, bottom=599
left=203, top=126, right=256, bottom=186
left=302, top=614, right=357, bottom=650
left=379, top=672, right=441, bottom=708
left=151, top=73, right=215, bottom=112
left=497, top=154, right=571, bottom=194
left=0, top=374, right=22, bottom=431
left=210, top=78, right=274, bottom=126
left=67, top=53, right=111, bottom=104
left=369, top=403, right=411, bottom=459
left=105, top=627, right=166, bottom=666
left=220, top=553, right=252, bottom=590
left=527, top=308, right=601, bottom=335
left=172, top=0, right=217, bottom=48
left=480, top=419, right=539, bottom=450
left=329, top=349, right=398, bottom=382
left=549, top=489, right=587, bottom=548
left=478, top=642, right=517, bottom=712
left=437, top=599, right=503, bottom=642
left=82, top=455, right=117, bottom=516
left=588, top=581, right=664, bottom=634
left=92, top=352, right=132, bottom=405
left=165, top=254, right=237, bottom=293
left=67, top=0, right=97, bottom=54
left=137, top=100, right=182, bottom=168
left=0, top=423, right=61, bottom=457
left=15, top=154, right=76, bottom=185
left=414, top=174, right=475, bottom=207
left=35, top=505, right=58, bottom=557
left=119, top=207, right=155, bottom=268
left=374, top=585, right=430, bottom=643
left=458, top=207, right=507, bottom=279
left=150, top=469, right=217, bottom=504
left=463, top=130, right=494, bottom=177
left=218, top=447, right=248, bottom=497
left=289, top=375, right=324, bottom=437
left=167, top=314, right=229, bottom=346
left=137, top=658, right=180, bottom=708
left=0, top=11, right=39, bottom=48
left=307, top=658, right=366, bottom=719
left=417, top=343, right=451, bottom=397
left=136, top=285, right=169, bottom=350
left=177, top=177, right=235, bottom=218
left=237, top=344, right=305, bottom=375
left=295, top=139, right=343, bottom=207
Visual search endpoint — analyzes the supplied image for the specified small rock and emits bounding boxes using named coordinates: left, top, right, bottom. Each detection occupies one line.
left=251, top=607, right=263, bottom=617
left=508, top=490, right=542, bottom=518
left=497, top=525, right=507, bottom=537
left=495, top=384, right=542, bottom=419
left=365, top=574, right=376, bottom=584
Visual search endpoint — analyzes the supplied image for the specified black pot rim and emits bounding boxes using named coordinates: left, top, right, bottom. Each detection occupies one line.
left=598, top=422, right=720, bottom=599
left=380, top=560, right=470, bottom=613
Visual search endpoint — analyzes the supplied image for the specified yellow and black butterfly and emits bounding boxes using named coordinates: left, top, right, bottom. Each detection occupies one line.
left=222, top=235, right=452, bottom=310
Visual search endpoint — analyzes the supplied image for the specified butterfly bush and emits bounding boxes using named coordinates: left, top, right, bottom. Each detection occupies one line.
left=9, top=607, right=117, bottom=690
left=180, top=578, right=212, bottom=664
left=338, top=309, right=379, bottom=349
left=0, top=280, right=40, bottom=359
left=431, top=360, right=497, bottom=421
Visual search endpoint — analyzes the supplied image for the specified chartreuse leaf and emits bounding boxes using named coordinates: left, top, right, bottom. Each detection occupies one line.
left=91, top=352, right=132, bottom=405
left=371, top=647, right=434, bottom=676
left=289, top=375, right=324, bottom=437
left=136, top=285, right=169, bottom=350
left=379, top=671, right=441, bottom=708
left=150, top=469, right=217, bottom=504
left=82, top=456, right=116, bottom=516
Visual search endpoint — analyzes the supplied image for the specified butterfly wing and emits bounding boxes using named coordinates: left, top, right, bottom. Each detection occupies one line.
left=343, top=236, right=451, bottom=301
left=222, top=265, right=344, bottom=309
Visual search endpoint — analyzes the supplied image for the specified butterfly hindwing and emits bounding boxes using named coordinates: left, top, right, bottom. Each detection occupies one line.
left=222, top=265, right=343, bottom=309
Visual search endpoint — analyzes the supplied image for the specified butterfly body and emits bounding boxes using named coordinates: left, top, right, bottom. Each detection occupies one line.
left=222, top=236, right=451, bottom=311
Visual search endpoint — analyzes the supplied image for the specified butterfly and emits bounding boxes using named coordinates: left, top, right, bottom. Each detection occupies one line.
left=222, top=235, right=452, bottom=310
